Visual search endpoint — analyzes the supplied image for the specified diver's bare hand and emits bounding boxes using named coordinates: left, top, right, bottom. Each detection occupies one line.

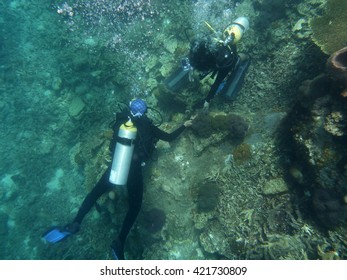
left=184, top=115, right=197, bottom=127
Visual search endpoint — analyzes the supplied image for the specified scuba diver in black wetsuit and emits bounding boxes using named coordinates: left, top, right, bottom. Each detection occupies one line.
left=165, top=17, right=251, bottom=111
left=42, top=98, right=194, bottom=259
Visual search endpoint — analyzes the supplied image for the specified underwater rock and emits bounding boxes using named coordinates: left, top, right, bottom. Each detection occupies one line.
left=191, top=179, right=221, bottom=215
left=196, top=180, right=220, bottom=213
left=68, top=96, right=85, bottom=119
left=262, top=177, right=288, bottom=195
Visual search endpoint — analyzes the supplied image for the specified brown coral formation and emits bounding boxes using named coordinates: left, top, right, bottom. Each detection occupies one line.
left=326, top=47, right=347, bottom=95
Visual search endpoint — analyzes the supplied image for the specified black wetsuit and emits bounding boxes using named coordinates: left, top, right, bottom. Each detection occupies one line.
left=71, top=112, right=185, bottom=259
left=205, top=45, right=239, bottom=103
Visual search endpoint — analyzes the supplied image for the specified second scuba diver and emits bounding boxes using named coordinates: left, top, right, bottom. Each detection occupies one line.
left=165, top=17, right=251, bottom=111
left=43, top=98, right=194, bottom=259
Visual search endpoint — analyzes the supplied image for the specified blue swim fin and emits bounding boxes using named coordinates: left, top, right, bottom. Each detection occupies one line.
left=42, top=227, right=72, bottom=243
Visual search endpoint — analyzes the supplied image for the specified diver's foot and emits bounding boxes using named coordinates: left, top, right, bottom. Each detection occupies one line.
left=111, top=238, right=125, bottom=260
left=42, top=227, right=72, bottom=243
left=42, top=222, right=80, bottom=244
left=64, top=222, right=80, bottom=234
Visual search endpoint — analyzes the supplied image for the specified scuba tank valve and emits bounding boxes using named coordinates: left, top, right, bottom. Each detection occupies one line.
left=109, top=120, right=137, bottom=186
left=223, top=16, right=249, bottom=45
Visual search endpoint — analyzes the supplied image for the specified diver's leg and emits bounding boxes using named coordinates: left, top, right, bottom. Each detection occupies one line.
left=43, top=167, right=112, bottom=243
left=222, top=54, right=250, bottom=100
left=204, top=68, right=230, bottom=103
left=111, top=161, right=143, bottom=259
left=68, top=167, right=113, bottom=231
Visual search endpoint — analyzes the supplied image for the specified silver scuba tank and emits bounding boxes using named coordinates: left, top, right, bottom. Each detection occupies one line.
left=109, top=120, right=137, bottom=185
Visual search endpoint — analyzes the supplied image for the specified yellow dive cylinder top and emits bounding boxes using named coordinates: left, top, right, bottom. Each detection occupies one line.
left=204, top=16, right=249, bottom=46
left=119, top=120, right=137, bottom=136
left=223, top=16, right=249, bottom=44
left=224, top=24, right=242, bottom=43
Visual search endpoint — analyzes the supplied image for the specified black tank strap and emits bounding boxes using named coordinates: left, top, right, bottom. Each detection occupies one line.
left=116, top=136, right=136, bottom=146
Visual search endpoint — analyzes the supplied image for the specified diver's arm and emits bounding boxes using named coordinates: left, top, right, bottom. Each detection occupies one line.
left=153, top=125, right=186, bottom=142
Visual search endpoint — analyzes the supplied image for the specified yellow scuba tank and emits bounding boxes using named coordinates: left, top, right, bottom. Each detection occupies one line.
left=223, top=16, right=249, bottom=44
left=109, top=119, right=137, bottom=186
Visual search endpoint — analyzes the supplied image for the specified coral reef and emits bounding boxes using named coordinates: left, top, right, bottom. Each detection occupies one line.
left=279, top=50, right=347, bottom=230
left=3, top=0, right=347, bottom=261
left=309, top=0, right=347, bottom=54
